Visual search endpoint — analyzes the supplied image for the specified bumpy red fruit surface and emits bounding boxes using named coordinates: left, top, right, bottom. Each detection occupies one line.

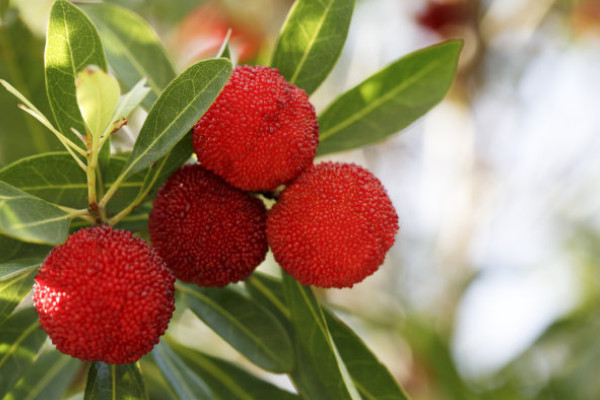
left=267, top=162, right=399, bottom=288
left=149, top=164, right=268, bottom=286
left=33, top=226, right=175, bottom=364
left=193, top=65, right=319, bottom=191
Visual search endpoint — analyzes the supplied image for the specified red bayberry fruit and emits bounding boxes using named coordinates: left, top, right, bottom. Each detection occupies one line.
left=267, top=162, right=399, bottom=288
left=193, top=65, right=319, bottom=191
left=33, top=226, right=175, bottom=364
left=149, top=164, right=268, bottom=287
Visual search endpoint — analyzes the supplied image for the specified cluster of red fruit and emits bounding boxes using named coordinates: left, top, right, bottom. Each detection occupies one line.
left=33, top=66, right=398, bottom=365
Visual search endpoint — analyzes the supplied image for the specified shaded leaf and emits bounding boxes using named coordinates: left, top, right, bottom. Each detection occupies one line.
left=151, top=341, right=213, bottom=399
left=75, top=65, right=120, bottom=140
left=122, top=58, right=231, bottom=178
left=0, top=181, right=70, bottom=245
left=84, top=362, right=148, bottom=400
left=0, top=308, right=47, bottom=399
left=0, top=258, right=40, bottom=281
left=282, top=272, right=360, bottom=399
left=272, top=0, right=355, bottom=95
left=317, top=40, right=462, bottom=155
left=81, top=3, right=176, bottom=110
left=0, top=234, right=51, bottom=264
left=177, top=282, right=294, bottom=373
left=45, top=0, right=107, bottom=148
left=3, top=349, right=80, bottom=400
left=325, top=312, right=411, bottom=400
left=168, top=338, right=300, bottom=400
left=0, top=262, right=37, bottom=325
left=0, top=13, right=60, bottom=167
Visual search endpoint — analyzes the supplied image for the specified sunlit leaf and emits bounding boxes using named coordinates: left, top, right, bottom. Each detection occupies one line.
left=84, top=362, right=148, bottom=400
left=122, top=58, right=231, bottom=178
left=45, top=0, right=107, bottom=149
left=0, top=181, right=70, bottom=245
left=151, top=341, right=213, bottom=399
left=272, top=0, right=355, bottom=95
left=317, top=40, right=462, bottom=155
left=178, top=282, right=294, bottom=373
left=0, top=308, right=47, bottom=399
left=81, top=2, right=176, bottom=110
left=76, top=65, right=120, bottom=140
left=3, top=349, right=80, bottom=400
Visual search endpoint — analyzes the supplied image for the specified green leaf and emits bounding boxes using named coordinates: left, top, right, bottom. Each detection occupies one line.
left=75, top=65, right=120, bottom=140
left=45, top=0, right=107, bottom=148
left=0, top=181, right=70, bottom=245
left=325, top=312, right=411, bottom=400
left=151, top=341, right=213, bottom=399
left=167, top=338, right=301, bottom=400
left=0, top=234, right=50, bottom=264
left=177, top=282, right=294, bottom=373
left=272, top=0, right=355, bottom=95
left=217, top=29, right=232, bottom=60
left=0, top=0, right=9, bottom=21
left=0, top=261, right=38, bottom=325
left=282, top=272, right=361, bottom=400
left=0, top=13, right=60, bottom=167
left=81, top=2, right=176, bottom=110
left=112, top=78, right=151, bottom=125
left=0, top=308, right=47, bottom=400
left=0, top=152, right=87, bottom=209
left=84, top=362, right=148, bottom=400
left=3, top=349, right=81, bottom=400
left=122, top=58, right=231, bottom=178
left=317, top=40, right=462, bottom=155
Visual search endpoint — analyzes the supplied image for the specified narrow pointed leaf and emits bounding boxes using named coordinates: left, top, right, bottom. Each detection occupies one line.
left=45, top=0, right=107, bottom=148
left=0, top=234, right=51, bottom=264
left=282, top=272, right=361, bottom=400
left=0, top=181, right=70, bottom=245
left=3, top=349, right=80, bottom=400
left=0, top=308, right=47, bottom=399
left=0, top=258, right=41, bottom=281
left=112, top=79, right=151, bottom=125
left=216, top=29, right=232, bottom=60
left=122, top=58, right=231, bottom=178
left=81, top=3, right=176, bottom=110
left=0, top=263, right=38, bottom=325
left=325, top=312, right=411, bottom=400
left=151, top=341, right=213, bottom=399
left=317, top=40, right=462, bottom=155
left=75, top=65, right=120, bottom=140
left=167, top=338, right=300, bottom=400
left=177, top=282, right=294, bottom=373
left=84, top=362, right=148, bottom=400
left=272, top=0, right=355, bottom=95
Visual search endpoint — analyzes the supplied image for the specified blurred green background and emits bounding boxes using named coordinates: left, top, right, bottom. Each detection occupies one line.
left=2, top=1, right=600, bottom=399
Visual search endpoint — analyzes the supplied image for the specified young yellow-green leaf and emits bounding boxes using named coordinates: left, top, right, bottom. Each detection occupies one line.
left=84, top=362, right=148, bottom=400
left=272, top=0, right=355, bottom=95
left=0, top=261, right=38, bottom=325
left=81, top=3, right=176, bottom=110
left=167, top=338, right=301, bottom=400
left=177, top=283, right=294, bottom=373
left=76, top=65, right=120, bottom=140
left=0, top=308, right=47, bottom=400
left=282, top=272, right=361, bottom=400
left=111, top=79, right=151, bottom=125
left=122, top=58, right=231, bottom=178
left=317, top=40, right=462, bottom=155
left=3, top=349, right=81, bottom=400
left=45, top=0, right=107, bottom=149
left=0, top=234, right=51, bottom=264
left=0, top=181, right=70, bottom=245
left=151, top=341, right=213, bottom=400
